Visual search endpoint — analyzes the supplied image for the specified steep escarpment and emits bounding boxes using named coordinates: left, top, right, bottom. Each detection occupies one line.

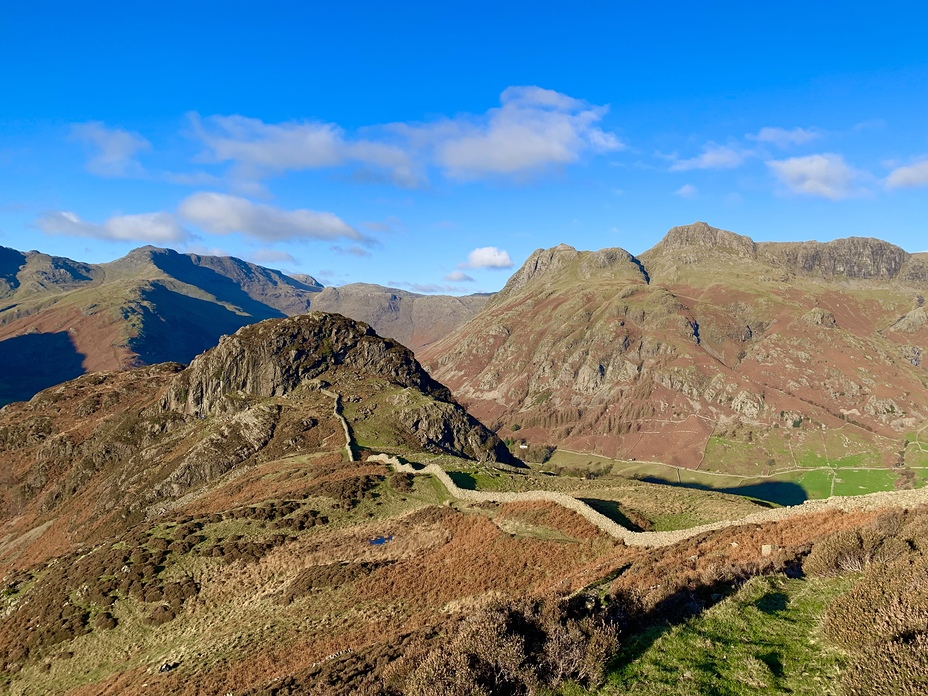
left=424, top=223, right=928, bottom=473
left=757, top=236, right=928, bottom=281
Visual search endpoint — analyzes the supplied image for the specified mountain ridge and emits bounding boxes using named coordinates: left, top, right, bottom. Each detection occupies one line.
left=422, top=222, right=928, bottom=481
left=0, top=245, right=484, bottom=406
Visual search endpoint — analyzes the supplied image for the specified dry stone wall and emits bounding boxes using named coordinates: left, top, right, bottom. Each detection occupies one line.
left=367, top=454, right=928, bottom=548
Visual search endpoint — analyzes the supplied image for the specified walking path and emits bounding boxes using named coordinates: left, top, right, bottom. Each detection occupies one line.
left=320, top=388, right=356, bottom=462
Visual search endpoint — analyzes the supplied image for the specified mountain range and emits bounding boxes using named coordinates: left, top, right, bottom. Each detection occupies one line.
left=0, top=246, right=486, bottom=406
left=1, top=227, right=927, bottom=693
left=421, top=222, right=928, bottom=482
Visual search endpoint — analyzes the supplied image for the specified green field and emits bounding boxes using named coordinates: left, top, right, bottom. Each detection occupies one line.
left=546, top=448, right=912, bottom=506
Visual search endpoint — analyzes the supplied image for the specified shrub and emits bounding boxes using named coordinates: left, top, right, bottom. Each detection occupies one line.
left=404, top=595, right=618, bottom=695
left=389, top=471, right=414, bottom=492
left=147, top=604, right=175, bottom=625
left=823, top=553, right=928, bottom=651
left=841, top=632, right=928, bottom=696
left=803, top=525, right=908, bottom=577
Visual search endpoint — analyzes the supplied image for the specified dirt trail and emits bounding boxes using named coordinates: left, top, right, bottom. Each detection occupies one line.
left=367, top=454, right=928, bottom=548
left=321, top=388, right=356, bottom=462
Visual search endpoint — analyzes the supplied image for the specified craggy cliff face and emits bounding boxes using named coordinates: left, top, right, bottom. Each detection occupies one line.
left=421, top=223, right=928, bottom=470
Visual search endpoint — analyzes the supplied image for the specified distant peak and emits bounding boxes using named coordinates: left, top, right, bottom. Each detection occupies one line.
left=658, top=222, right=757, bottom=258
left=496, top=243, right=581, bottom=297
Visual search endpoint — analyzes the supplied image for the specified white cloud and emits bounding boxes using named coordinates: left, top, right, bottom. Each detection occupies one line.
left=748, top=127, right=820, bottom=148
left=189, top=86, right=622, bottom=187
left=444, top=270, right=475, bottom=282
left=177, top=192, right=365, bottom=243
left=36, top=211, right=188, bottom=242
left=766, top=153, right=864, bottom=200
left=70, top=122, right=151, bottom=177
left=669, top=143, right=747, bottom=171
left=429, top=86, right=623, bottom=178
left=461, top=246, right=514, bottom=269
left=886, top=159, right=928, bottom=189
left=189, top=113, right=420, bottom=188
left=250, top=249, right=298, bottom=266
left=674, top=183, right=698, bottom=199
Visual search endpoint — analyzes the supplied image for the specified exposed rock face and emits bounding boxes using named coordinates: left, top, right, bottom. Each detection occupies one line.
left=309, top=283, right=488, bottom=352
left=657, top=222, right=757, bottom=259
left=496, top=244, right=581, bottom=297
left=160, top=313, right=453, bottom=416
left=157, top=312, right=513, bottom=465
left=758, top=237, right=917, bottom=280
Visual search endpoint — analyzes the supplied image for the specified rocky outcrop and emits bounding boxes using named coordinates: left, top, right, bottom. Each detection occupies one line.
left=158, top=313, right=517, bottom=465
left=154, top=403, right=281, bottom=498
left=495, top=244, right=581, bottom=298
left=758, top=237, right=914, bottom=280
left=656, top=222, right=757, bottom=259
left=386, top=391, right=514, bottom=463
left=159, top=313, right=454, bottom=416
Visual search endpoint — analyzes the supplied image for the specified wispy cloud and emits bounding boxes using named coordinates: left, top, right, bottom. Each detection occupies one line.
left=766, top=153, right=865, bottom=200
left=330, top=244, right=371, bottom=257
left=886, top=159, right=928, bottom=189
left=184, top=243, right=231, bottom=257
left=747, top=126, right=820, bottom=148
left=444, top=270, right=475, bottom=282
left=250, top=249, right=299, bottom=266
left=460, top=246, right=514, bottom=269
left=668, top=143, right=748, bottom=171
left=674, top=183, right=698, bottom=199
left=177, top=192, right=366, bottom=243
left=360, top=216, right=404, bottom=233
left=190, top=113, right=421, bottom=189
left=388, top=280, right=471, bottom=294
left=36, top=211, right=188, bottom=242
left=70, top=122, right=151, bottom=177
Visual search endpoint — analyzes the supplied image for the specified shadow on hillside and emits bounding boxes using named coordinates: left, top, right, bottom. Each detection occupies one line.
left=0, top=332, right=86, bottom=406
left=609, top=563, right=803, bottom=677
left=0, top=246, right=25, bottom=290
left=638, top=476, right=807, bottom=507
left=578, top=498, right=644, bottom=532
left=149, top=252, right=293, bottom=319
left=447, top=471, right=477, bottom=490
left=131, top=282, right=279, bottom=365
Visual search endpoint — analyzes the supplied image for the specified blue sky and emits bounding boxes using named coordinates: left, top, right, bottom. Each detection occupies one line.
left=2, top=1, right=927, bottom=293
